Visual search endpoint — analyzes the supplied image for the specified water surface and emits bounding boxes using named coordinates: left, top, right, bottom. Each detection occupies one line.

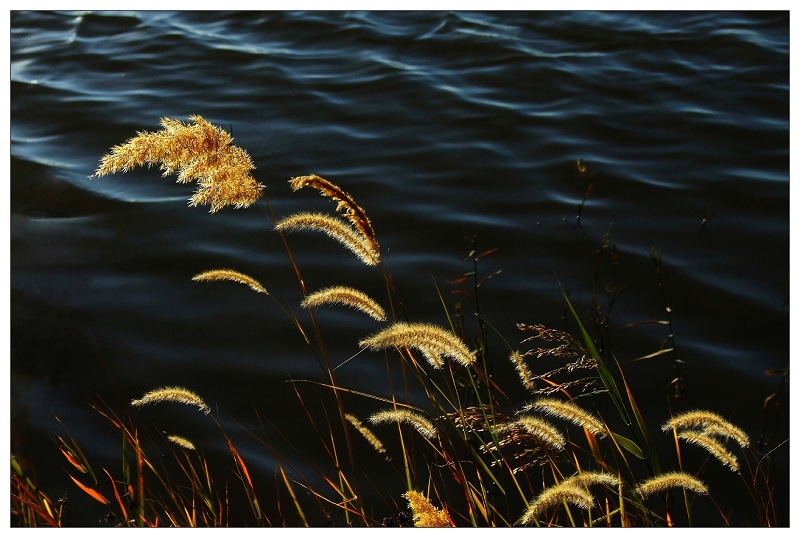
left=10, top=10, right=789, bottom=526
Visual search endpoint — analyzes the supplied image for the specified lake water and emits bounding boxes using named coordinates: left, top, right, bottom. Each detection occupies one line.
left=9, top=10, right=789, bottom=526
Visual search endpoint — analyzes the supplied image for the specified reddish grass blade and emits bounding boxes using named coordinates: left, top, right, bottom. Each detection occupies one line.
left=103, top=467, right=128, bottom=523
left=68, top=474, right=109, bottom=505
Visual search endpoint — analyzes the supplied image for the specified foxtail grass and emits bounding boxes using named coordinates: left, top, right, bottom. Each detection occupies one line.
left=526, top=397, right=608, bottom=438
left=562, top=471, right=619, bottom=490
left=289, top=174, right=380, bottom=257
left=496, top=416, right=566, bottom=452
left=635, top=472, right=709, bottom=498
left=677, top=431, right=740, bottom=472
left=359, top=322, right=476, bottom=368
left=345, top=414, right=388, bottom=456
left=275, top=212, right=381, bottom=266
left=519, top=472, right=619, bottom=525
left=18, top=116, right=778, bottom=528
left=193, top=269, right=269, bottom=295
left=509, top=350, right=536, bottom=392
left=166, top=435, right=197, bottom=451
left=130, top=386, right=211, bottom=415
left=662, top=410, right=750, bottom=448
left=369, top=409, right=438, bottom=440
left=520, top=482, right=595, bottom=525
left=301, top=286, right=386, bottom=322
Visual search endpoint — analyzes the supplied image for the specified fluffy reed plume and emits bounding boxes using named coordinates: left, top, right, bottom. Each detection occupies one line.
left=192, top=269, right=268, bottom=295
left=635, top=471, right=708, bottom=498
left=131, top=386, right=211, bottom=415
left=167, top=435, right=197, bottom=451
left=527, top=398, right=607, bottom=438
left=359, top=322, right=476, bottom=368
left=402, top=491, right=452, bottom=528
left=274, top=212, right=380, bottom=266
left=562, top=471, right=620, bottom=490
left=677, top=431, right=740, bottom=472
left=301, top=286, right=386, bottom=322
left=510, top=350, right=536, bottom=392
left=496, top=416, right=566, bottom=451
left=369, top=409, right=437, bottom=440
left=92, top=115, right=264, bottom=212
left=662, top=410, right=750, bottom=448
left=345, top=414, right=387, bottom=455
left=520, top=482, right=594, bottom=525
left=289, top=174, right=379, bottom=255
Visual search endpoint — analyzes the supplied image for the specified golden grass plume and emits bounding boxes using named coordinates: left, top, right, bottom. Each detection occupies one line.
left=92, top=115, right=264, bottom=213
left=519, top=472, right=617, bottom=525
left=562, top=471, right=620, bottom=490
left=192, top=269, right=269, bottom=295
left=345, top=414, right=387, bottom=455
left=635, top=471, right=708, bottom=498
left=289, top=174, right=379, bottom=255
left=662, top=409, right=749, bottom=448
left=509, top=350, right=536, bottom=392
left=520, top=482, right=594, bottom=525
left=167, top=435, right=197, bottom=451
left=369, top=408, right=437, bottom=440
left=274, top=212, right=381, bottom=266
left=402, top=491, right=453, bottom=528
left=677, top=431, right=740, bottom=472
left=359, top=322, right=476, bottom=368
left=131, top=386, right=211, bottom=415
left=526, top=397, right=607, bottom=437
left=301, top=286, right=386, bottom=322
left=496, top=415, right=566, bottom=451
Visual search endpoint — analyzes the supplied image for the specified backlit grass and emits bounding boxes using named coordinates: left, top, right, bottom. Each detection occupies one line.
left=11, top=117, right=784, bottom=527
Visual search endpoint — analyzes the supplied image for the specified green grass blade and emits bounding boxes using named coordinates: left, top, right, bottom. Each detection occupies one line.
left=559, top=283, right=631, bottom=426
left=610, top=432, right=645, bottom=460
left=617, top=361, right=661, bottom=474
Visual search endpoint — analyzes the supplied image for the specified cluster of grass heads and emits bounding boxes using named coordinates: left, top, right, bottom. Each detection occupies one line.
left=11, top=116, right=783, bottom=527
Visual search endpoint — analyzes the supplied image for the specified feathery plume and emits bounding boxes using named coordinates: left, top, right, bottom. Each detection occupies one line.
left=562, top=471, right=620, bottom=490
left=301, top=286, right=386, bottom=322
left=496, top=416, right=566, bottom=451
left=402, top=491, right=452, bottom=528
left=131, top=386, right=211, bottom=415
left=289, top=174, right=379, bottom=255
left=345, top=414, right=387, bottom=455
left=677, top=431, right=740, bottom=472
left=510, top=350, right=536, bottom=392
left=662, top=410, right=749, bottom=448
left=635, top=471, right=708, bottom=498
left=369, top=409, right=437, bottom=440
left=520, top=482, right=594, bottom=525
left=275, top=212, right=380, bottom=266
left=167, top=435, right=197, bottom=451
left=92, top=116, right=264, bottom=213
left=417, top=346, right=445, bottom=368
left=192, top=269, right=268, bottom=295
left=359, top=322, right=476, bottom=368
left=528, top=398, right=607, bottom=437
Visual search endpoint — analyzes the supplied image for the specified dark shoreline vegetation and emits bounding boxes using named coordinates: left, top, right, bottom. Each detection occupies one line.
left=10, top=117, right=786, bottom=527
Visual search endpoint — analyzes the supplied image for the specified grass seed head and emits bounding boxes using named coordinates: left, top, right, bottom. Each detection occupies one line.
left=131, top=386, right=211, bottom=415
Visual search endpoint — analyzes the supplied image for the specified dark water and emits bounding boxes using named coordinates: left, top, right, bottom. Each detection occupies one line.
left=9, top=11, right=789, bottom=526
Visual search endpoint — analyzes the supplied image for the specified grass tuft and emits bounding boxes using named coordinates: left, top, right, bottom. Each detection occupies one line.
left=13, top=116, right=781, bottom=528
